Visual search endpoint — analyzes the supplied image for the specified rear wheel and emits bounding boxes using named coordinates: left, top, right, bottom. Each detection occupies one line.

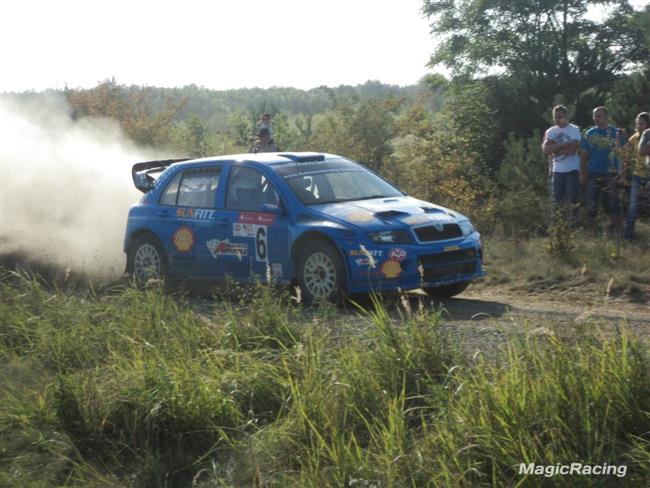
left=129, top=234, right=166, bottom=282
left=296, top=241, right=345, bottom=303
left=425, top=281, right=470, bottom=299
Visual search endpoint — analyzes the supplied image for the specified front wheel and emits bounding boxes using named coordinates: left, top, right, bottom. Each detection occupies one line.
left=296, top=241, right=345, bottom=303
left=128, top=234, right=167, bottom=282
left=425, top=281, right=470, bottom=299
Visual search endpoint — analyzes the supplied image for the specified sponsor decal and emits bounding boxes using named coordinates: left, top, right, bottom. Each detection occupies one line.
left=429, top=213, right=453, bottom=222
left=238, top=212, right=276, bottom=225
left=349, top=249, right=384, bottom=257
left=444, top=245, right=460, bottom=252
left=206, top=239, right=248, bottom=259
left=402, top=214, right=431, bottom=225
left=233, top=222, right=257, bottom=238
left=389, top=248, right=407, bottom=261
left=172, top=227, right=194, bottom=252
left=255, top=226, right=267, bottom=262
left=403, top=213, right=454, bottom=225
left=232, top=223, right=268, bottom=262
left=176, top=207, right=216, bottom=220
left=350, top=245, right=378, bottom=268
left=345, top=211, right=375, bottom=223
left=381, top=259, right=402, bottom=279
left=271, top=263, right=283, bottom=279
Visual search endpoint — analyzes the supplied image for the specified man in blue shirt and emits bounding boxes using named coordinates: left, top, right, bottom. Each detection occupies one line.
left=580, top=106, right=626, bottom=234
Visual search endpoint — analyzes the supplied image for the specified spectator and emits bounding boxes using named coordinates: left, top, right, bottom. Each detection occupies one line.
left=620, top=112, right=650, bottom=240
left=640, top=127, right=650, bottom=163
left=256, top=113, right=274, bottom=138
left=250, top=127, right=279, bottom=153
left=542, top=105, right=581, bottom=224
left=580, top=106, right=626, bottom=234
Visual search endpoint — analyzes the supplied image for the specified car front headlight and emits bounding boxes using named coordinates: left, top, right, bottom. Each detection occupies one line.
left=458, top=220, right=475, bottom=236
left=368, top=230, right=412, bottom=244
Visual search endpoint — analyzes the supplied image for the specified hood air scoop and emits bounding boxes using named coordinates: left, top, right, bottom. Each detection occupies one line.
left=374, top=210, right=409, bottom=222
left=421, top=206, right=444, bottom=214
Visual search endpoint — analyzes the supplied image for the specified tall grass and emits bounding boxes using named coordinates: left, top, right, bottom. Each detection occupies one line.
left=1, top=270, right=649, bottom=487
left=481, top=224, right=650, bottom=302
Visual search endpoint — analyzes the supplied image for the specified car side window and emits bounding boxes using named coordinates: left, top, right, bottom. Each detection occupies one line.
left=226, top=167, right=279, bottom=211
left=164, top=167, right=221, bottom=208
left=159, top=171, right=184, bottom=205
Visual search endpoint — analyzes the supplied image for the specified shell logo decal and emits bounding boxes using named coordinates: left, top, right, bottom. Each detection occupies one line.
left=173, top=226, right=194, bottom=252
left=381, top=259, right=402, bottom=279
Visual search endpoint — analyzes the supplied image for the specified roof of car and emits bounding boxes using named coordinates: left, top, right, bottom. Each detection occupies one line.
left=171, top=152, right=334, bottom=168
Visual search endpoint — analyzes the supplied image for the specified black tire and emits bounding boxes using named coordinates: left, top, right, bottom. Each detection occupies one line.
left=128, top=234, right=167, bottom=282
left=425, top=281, right=470, bottom=299
left=296, top=241, right=345, bottom=303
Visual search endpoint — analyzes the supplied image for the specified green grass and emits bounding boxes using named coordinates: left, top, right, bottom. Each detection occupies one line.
left=1, top=270, right=649, bottom=487
left=479, top=222, right=650, bottom=303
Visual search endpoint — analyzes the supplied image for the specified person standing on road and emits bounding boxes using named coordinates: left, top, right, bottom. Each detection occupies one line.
left=580, top=106, right=626, bottom=235
left=619, top=112, right=650, bottom=240
left=542, top=105, right=581, bottom=224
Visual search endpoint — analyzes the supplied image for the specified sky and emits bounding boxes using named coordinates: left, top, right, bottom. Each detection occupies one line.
left=3, top=0, right=647, bottom=93
left=1, top=0, right=436, bottom=92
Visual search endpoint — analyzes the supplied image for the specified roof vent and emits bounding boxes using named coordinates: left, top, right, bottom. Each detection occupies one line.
left=278, top=153, right=325, bottom=163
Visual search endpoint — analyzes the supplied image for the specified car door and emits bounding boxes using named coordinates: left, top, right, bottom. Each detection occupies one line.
left=204, top=165, right=289, bottom=282
left=154, top=165, right=223, bottom=277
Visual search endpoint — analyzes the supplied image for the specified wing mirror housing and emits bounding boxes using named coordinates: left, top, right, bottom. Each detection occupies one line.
left=261, top=203, right=283, bottom=215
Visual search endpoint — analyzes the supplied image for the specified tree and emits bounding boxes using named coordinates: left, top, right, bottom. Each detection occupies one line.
left=309, top=98, right=401, bottom=172
left=66, top=79, right=184, bottom=147
left=423, top=0, right=649, bottom=134
left=170, top=114, right=210, bottom=158
left=606, top=67, right=650, bottom=130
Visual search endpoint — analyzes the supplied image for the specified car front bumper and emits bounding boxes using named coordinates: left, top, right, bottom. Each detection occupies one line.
left=343, top=233, right=485, bottom=294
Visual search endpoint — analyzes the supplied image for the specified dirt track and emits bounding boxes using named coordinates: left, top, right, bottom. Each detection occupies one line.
left=433, top=288, right=650, bottom=345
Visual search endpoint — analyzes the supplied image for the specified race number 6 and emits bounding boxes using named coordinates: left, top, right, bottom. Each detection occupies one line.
left=256, top=226, right=267, bottom=261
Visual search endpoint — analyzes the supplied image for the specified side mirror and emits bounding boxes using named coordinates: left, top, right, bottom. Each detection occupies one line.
left=261, top=203, right=282, bottom=215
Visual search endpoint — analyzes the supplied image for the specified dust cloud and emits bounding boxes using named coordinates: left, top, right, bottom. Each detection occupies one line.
left=0, top=93, right=157, bottom=278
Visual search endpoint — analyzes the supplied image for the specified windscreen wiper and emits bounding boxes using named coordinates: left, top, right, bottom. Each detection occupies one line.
left=354, top=194, right=391, bottom=201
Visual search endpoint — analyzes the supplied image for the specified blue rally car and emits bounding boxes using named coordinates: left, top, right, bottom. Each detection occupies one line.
left=124, top=152, right=484, bottom=301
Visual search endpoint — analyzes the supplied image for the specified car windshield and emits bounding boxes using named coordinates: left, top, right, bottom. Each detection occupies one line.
left=273, top=158, right=403, bottom=205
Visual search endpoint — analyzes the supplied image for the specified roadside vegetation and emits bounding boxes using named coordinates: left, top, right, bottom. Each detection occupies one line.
left=1, top=268, right=649, bottom=487
left=479, top=222, right=650, bottom=304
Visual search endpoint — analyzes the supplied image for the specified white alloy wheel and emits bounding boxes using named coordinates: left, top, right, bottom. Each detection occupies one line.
left=134, top=243, right=162, bottom=280
left=302, top=251, right=337, bottom=299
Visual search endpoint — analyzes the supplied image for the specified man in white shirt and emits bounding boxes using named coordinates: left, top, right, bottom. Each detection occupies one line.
left=542, top=105, right=581, bottom=224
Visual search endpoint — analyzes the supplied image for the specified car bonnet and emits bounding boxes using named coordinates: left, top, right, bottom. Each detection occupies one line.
left=310, top=196, right=467, bottom=231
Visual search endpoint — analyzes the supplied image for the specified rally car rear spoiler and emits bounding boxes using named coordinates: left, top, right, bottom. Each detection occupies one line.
left=132, top=158, right=189, bottom=193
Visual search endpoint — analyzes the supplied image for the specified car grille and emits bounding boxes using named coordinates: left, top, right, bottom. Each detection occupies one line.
left=418, top=249, right=477, bottom=282
left=419, top=248, right=476, bottom=266
left=414, top=224, right=462, bottom=242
